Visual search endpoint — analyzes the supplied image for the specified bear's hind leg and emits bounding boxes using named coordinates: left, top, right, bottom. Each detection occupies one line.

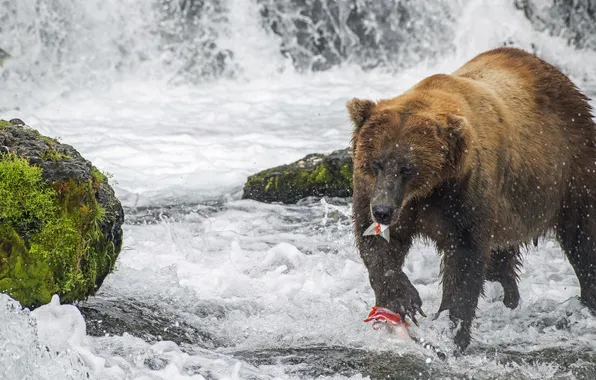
left=557, top=203, right=596, bottom=311
left=486, top=246, right=522, bottom=309
left=438, top=238, right=489, bottom=352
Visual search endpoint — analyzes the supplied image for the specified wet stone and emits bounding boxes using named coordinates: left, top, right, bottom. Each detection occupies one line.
left=242, top=148, right=353, bottom=204
left=77, top=297, right=222, bottom=349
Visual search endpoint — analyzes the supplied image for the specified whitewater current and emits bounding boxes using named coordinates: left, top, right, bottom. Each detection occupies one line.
left=1, top=0, right=596, bottom=379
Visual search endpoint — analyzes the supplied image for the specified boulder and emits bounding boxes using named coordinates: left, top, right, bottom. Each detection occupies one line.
left=242, top=148, right=353, bottom=204
left=0, top=119, right=124, bottom=308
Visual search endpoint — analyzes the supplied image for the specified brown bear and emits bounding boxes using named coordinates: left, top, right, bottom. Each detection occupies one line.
left=347, top=47, right=596, bottom=352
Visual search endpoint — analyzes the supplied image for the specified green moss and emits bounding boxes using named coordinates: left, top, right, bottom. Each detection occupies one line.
left=91, top=166, right=107, bottom=183
left=39, top=135, right=59, bottom=145
left=39, top=135, right=71, bottom=161
left=286, top=161, right=336, bottom=192
left=243, top=152, right=355, bottom=203
left=41, top=149, right=72, bottom=161
left=0, top=225, right=55, bottom=307
left=339, top=161, right=354, bottom=190
left=264, top=176, right=277, bottom=192
left=0, top=120, right=11, bottom=129
left=31, top=179, right=108, bottom=300
left=312, top=164, right=333, bottom=183
left=0, top=153, right=56, bottom=225
left=0, top=153, right=112, bottom=308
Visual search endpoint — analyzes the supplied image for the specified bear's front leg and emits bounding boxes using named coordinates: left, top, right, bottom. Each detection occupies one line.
left=352, top=188, right=423, bottom=324
left=366, top=254, right=423, bottom=322
left=438, top=240, right=489, bottom=352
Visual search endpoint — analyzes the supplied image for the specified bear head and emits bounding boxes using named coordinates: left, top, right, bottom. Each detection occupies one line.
left=347, top=96, right=471, bottom=226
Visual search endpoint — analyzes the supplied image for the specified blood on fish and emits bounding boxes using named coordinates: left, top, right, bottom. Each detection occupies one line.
left=363, top=305, right=410, bottom=327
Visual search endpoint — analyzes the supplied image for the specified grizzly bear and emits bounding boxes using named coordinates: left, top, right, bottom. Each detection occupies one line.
left=347, top=47, right=596, bottom=352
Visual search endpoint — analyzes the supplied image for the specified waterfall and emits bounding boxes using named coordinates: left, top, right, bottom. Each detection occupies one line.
left=0, top=0, right=594, bottom=110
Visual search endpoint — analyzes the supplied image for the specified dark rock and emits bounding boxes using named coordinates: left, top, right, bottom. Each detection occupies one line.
left=0, top=120, right=124, bottom=308
left=232, top=346, right=441, bottom=379
left=78, top=297, right=220, bottom=348
left=1, top=122, right=94, bottom=183
left=242, top=148, right=353, bottom=204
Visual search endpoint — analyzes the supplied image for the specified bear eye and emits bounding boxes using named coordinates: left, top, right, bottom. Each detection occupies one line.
left=372, top=160, right=383, bottom=173
left=401, top=165, right=413, bottom=176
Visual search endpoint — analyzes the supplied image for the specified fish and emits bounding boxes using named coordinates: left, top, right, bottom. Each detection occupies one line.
left=363, top=222, right=390, bottom=242
left=363, top=305, right=409, bottom=328
left=364, top=305, right=447, bottom=360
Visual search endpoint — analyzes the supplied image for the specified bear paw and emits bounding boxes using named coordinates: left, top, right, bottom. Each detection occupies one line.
left=386, top=278, right=426, bottom=326
left=503, top=285, right=520, bottom=309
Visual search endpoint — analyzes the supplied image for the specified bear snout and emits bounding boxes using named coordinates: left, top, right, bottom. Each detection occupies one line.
left=371, top=204, right=394, bottom=225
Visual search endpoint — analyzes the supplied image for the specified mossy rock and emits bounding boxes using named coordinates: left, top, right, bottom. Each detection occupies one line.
left=242, top=148, right=353, bottom=204
left=0, top=118, right=124, bottom=309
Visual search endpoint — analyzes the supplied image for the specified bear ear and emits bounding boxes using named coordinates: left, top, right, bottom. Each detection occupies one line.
left=346, top=98, right=375, bottom=130
left=445, top=115, right=468, bottom=138
left=442, top=115, right=471, bottom=169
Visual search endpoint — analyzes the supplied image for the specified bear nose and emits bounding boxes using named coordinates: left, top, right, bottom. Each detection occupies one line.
left=372, top=205, right=394, bottom=225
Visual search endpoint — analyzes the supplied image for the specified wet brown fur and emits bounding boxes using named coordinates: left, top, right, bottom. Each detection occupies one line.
left=348, top=47, right=596, bottom=352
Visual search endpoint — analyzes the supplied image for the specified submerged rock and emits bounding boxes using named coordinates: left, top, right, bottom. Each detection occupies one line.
left=78, top=297, right=220, bottom=348
left=242, top=148, right=353, bottom=204
left=0, top=119, right=124, bottom=309
left=234, top=344, right=596, bottom=379
left=232, top=346, right=438, bottom=379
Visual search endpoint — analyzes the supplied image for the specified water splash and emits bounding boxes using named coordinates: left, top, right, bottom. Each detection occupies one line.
left=257, top=0, right=461, bottom=72
left=1, top=0, right=595, bottom=111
